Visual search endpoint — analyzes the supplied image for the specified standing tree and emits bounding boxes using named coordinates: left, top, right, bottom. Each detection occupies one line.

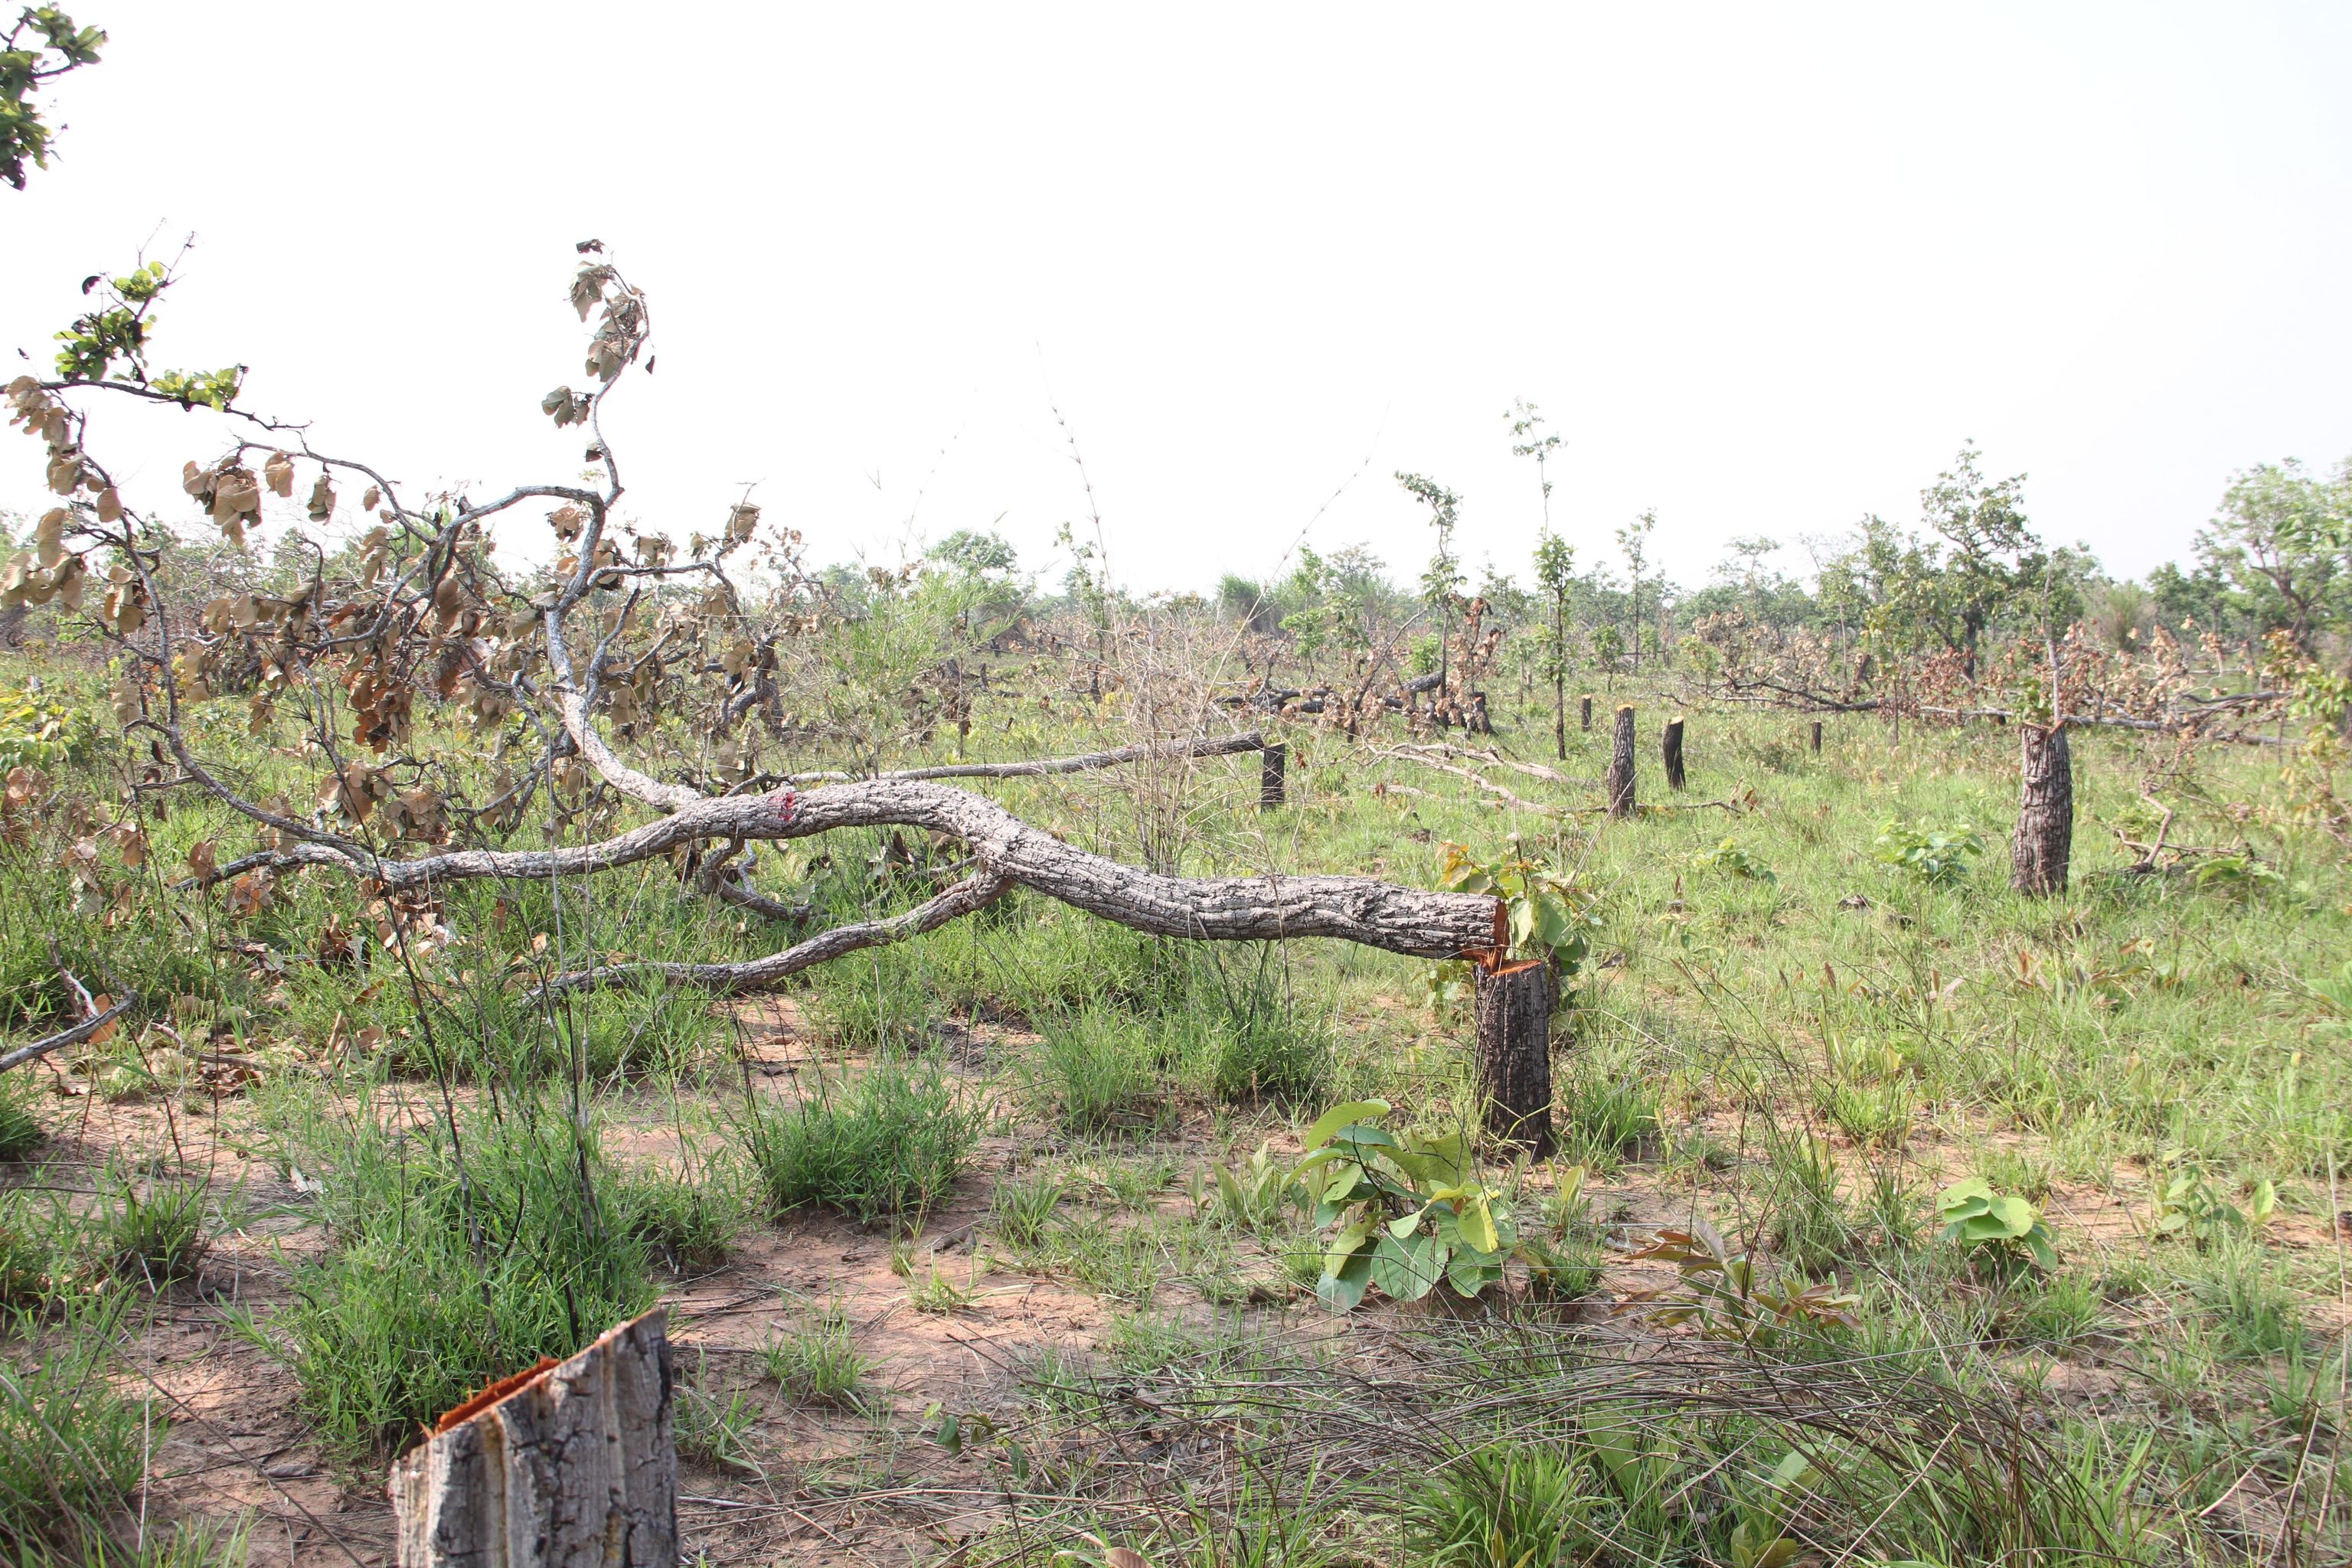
left=1399, top=471, right=1464, bottom=705
left=1533, top=533, right=1575, bottom=761
left=1509, top=400, right=1575, bottom=758
left=1917, top=443, right=2038, bottom=680
left=1615, top=509, right=1655, bottom=673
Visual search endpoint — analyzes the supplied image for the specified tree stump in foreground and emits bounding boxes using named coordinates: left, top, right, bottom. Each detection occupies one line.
left=1473, top=959, right=1553, bottom=1155
left=1662, top=715, right=1687, bottom=792
left=1606, top=704, right=1637, bottom=818
left=390, top=1308, right=677, bottom=1568
left=1259, top=742, right=1287, bottom=810
left=1579, top=694, right=1593, bottom=732
left=2011, top=720, right=2073, bottom=897
left=1809, top=719, right=1822, bottom=754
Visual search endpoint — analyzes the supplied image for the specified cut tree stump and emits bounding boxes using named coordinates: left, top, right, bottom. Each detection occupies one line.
left=1473, top=959, right=1553, bottom=1155
left=390, top=1308, right=678, bottom=1568
left=2011, top=720, right=2073, bottom=897
left=1810, top=719, right=1822, bottom=754
left=1662, top=716, right=1687, bottom=792
left=1260, top=742, right=1287, bottom=810
left=1606, top=704, right=1637, bottom=818
left=1579, top=694, right=1593, bottom=732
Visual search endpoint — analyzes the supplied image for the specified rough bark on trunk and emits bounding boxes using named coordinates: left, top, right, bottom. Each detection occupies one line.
left=2012, top=721, right=2073, bottom=897
left=1473, top=960, right=1553, bottom=1155
left=1606, top=704, right=1637, bottom=818
left=1810, top=719, right=1822, bottom=754
left=1662, top=716, right=1686, bottom=792
left=1579, top=694, right=1593, bottom=733
left=1259, top=743, right=1287, bottom=811
left=390, top=1308, right=677, bottom=1568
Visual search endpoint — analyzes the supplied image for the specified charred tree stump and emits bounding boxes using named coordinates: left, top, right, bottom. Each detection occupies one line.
left=1259, top=742, right=1287, bottom=811
left=1606, top=704, right=1636, bottom=818
left=1473, top=959, right=1553, bottom=1155
left=390, top=1308, right=677, bottom=1568
left=2011, top=721, right=2073, bottom=897
left=1579, top=694, right=1593, bottom=732
left=1810, top=719, right=1822, bottom=754
left=1662, top=715, right=1687, bottom=792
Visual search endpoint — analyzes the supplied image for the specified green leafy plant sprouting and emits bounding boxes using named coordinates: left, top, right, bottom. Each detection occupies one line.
left=1934, top=1176, right=2057, bottom=1271
left=1292, top=1099, right=1517, bottom=1311
left=2151, top=1161, right=2275, bottom=1246
left=1693, top=836, right=1776, bottom=883
left=1873, top=818, right=1986, bottom=888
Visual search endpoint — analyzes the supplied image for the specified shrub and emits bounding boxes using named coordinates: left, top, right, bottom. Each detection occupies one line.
left=740, top=1060, right=984, bottom=1227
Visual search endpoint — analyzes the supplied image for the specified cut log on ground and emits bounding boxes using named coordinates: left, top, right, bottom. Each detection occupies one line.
left=1662, top=715, right=1687, bottom=792
left=390, top=1308, right=676, bottom=1568
left=1606, top=704, right=1637, bottom=818
left=1473, top=960, right=1553, bottom=1155
left=2012, top=721, right=2073, bottom=897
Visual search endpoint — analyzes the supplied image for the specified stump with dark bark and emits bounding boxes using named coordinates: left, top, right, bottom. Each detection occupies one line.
left=1606, top=704, right=1637, bottom=818
left=1810, top=719, right=1822, bottom=754
left=390, top=1309, right=677, bottom=1568
left=1259, top=742, right=1287, bottom=810
left=1473, top=959, right=1553, bottom=1155
left=1662, top=716, right=1687, bottom=792
left=2011, top=721, right=2073, bottom=897
left=1579, top=694, right=1593, bottom=732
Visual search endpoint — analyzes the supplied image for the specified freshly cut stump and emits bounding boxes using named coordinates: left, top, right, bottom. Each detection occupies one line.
left=390, top=1308, right=677, bottom=1568
left=2011, top=720, right=2073, bottom=897
left=1606, top=704, right=1637, bottom=818
left=1579, top=694, right=1593, bottom=732
left=1662, top=715, right=1687, bottom=792
left=1473, top=959, right=1553, bottom=1155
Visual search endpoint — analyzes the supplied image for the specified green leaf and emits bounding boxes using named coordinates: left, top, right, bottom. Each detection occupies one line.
left=1317, top=1246, right=1373, bottom=1312
left=1456, top=1192, right=1501, bottom=1254
left=1936, top=1176, right=1993, bottom=1212
left=1982, top=1192, right=2039, bottom=1238
left=1370, top=1232, right=1444, bottom=1302
left=1302, top=1100, right=1390, bottom=1152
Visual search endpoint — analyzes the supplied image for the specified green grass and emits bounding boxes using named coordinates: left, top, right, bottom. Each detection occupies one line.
left=738, top=1058, right=985, bottom=1228
left=2, top=644, right=2350, bottom=1559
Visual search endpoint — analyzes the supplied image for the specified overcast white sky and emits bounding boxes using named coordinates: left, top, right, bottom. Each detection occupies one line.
left=5, top=4, right=2349, bottom=596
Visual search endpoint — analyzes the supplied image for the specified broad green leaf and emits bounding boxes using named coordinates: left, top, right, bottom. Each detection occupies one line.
left=1318, top=1246, right=1372, bottom=1311
left=1457, top=1192, right=1500, bottom=1254
left=1370, top=1232, right=1442, bottom=1301
left=1936, top=1176, right=1993, bottom=1211
left=1302, top=1100, right=1390, bottom=1152
left=1983, top=1192, right=2039, bottom=1238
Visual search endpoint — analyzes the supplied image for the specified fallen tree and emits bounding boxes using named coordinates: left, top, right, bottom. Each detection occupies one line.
left=5, top=250, right=1508, bottom=1021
